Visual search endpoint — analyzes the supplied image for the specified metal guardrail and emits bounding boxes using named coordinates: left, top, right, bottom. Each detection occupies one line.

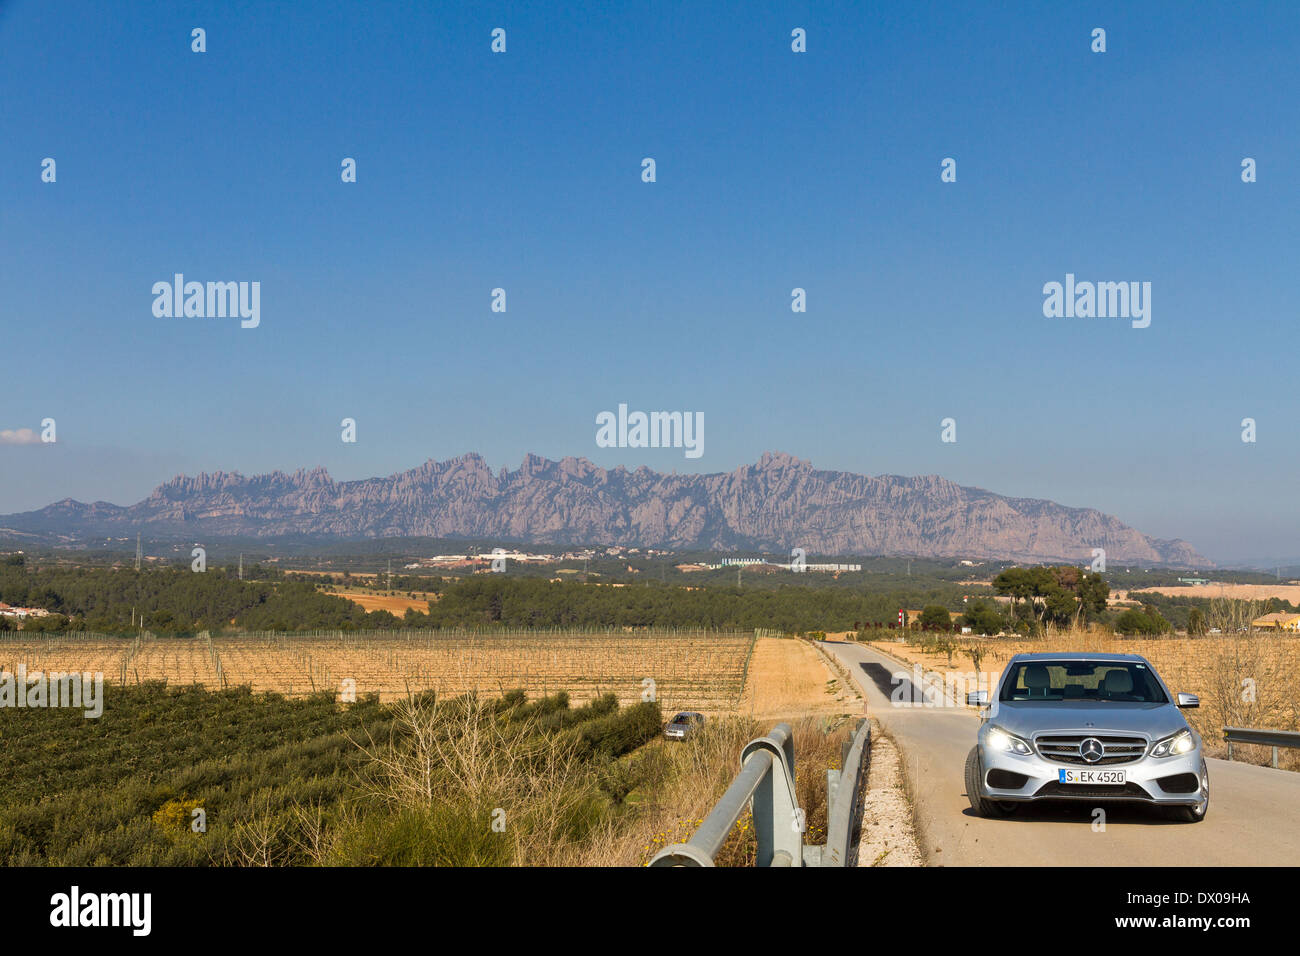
left=648, top=718, right=871, bottom=867
left=1223, top=726, right=1300, bottom=768
left=814, top=717, right=872, bottom=867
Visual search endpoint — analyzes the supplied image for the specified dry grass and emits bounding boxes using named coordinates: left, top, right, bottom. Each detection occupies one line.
left=735, top=637, right=857, bottom=720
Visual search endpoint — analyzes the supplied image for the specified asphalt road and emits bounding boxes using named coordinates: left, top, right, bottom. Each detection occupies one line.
left=823, top=640, right=1300, bottom=866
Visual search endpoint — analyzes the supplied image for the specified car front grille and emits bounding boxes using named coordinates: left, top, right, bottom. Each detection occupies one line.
left=1033, top=781, right=1152, bottom=800
left=1034, top=734, right=1148, bottom=765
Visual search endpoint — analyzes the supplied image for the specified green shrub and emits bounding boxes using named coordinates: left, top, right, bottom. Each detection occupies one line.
left=326, top=805, right=511, bottom=867
left=535, top=692, right=619, bottom=731
left=567, top=701, right=663, bottom=760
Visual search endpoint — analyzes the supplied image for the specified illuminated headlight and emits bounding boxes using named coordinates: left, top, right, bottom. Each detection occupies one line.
left=986, top=726, right=1032, bottom=756
left=1150, top=729, right=1195, bottom=758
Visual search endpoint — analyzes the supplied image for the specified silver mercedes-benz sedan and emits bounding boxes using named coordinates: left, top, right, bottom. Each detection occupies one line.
left=965, top=652, right=1208, bottom=822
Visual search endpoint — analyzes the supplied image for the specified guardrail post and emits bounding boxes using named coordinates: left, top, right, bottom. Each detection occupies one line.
left=821, top=718, right=870, bottom=867
left=742, top=723, right=801, bottom=867
left=1273, top=746, right=1279, bottom=769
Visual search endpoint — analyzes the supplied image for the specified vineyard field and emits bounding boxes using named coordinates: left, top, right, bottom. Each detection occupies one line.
left=0, top=628, right=757, bottom=710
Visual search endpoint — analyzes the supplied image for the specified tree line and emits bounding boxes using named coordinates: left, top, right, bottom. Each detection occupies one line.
left=0, top=556, right=373, bottom=633
left=1, top=556, right=975, bottom=634
left=6, top=555, right=1277, bottom=637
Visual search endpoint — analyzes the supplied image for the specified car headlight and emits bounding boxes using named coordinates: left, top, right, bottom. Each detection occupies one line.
left=986, top=726, right=1032, bottom=756
left=1150, top=729, right=1195, bottom=758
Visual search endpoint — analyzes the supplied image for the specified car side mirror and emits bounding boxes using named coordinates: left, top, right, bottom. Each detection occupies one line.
left=966, top=690, right=988, bottom=706
left=1177, top=692, right=1199, bottom=709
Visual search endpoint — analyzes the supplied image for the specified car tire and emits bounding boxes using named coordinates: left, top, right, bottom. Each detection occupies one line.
left=965, top=746, right=1016, bottom=817
left=1165, top=760, right=1209, bottom=823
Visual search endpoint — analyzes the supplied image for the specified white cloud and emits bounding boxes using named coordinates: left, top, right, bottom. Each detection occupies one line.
left=0, top=428, right=41, bottom=445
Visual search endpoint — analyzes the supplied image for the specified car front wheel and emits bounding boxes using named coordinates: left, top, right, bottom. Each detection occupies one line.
left=965, top=746, right=1017, bottom=817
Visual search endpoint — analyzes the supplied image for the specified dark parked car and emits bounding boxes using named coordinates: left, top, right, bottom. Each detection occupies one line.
left=664, top=711, right=706, bottom=741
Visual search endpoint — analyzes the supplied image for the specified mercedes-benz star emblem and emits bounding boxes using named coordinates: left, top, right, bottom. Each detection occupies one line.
left=1079, top=737, right=1104, bottom=763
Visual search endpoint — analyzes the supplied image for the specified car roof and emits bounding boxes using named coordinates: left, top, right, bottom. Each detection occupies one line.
left=1007, top=652, right=1148, bottom=663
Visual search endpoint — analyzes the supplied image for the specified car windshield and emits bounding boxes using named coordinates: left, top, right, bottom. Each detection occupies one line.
left=671, top=714, right=692, bottom=724
left=999, top=661, right=1168, bottom=704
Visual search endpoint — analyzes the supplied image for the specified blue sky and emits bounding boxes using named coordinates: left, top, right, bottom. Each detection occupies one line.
left=2, top=0, right=1297, bottom=563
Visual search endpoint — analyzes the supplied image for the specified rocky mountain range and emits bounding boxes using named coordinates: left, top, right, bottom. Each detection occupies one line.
left=0, top=451, right=1211, bottom=566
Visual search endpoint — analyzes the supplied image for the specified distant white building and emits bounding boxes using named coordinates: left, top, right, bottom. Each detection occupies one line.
left=0, top=603, right=50, bottom=619
left=707, top=559, right=861, bottom=572
left=784, top=563, right=861, bottom=572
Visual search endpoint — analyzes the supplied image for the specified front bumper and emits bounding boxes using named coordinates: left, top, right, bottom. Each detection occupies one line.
left=978, top=742, right=1204, bottom=806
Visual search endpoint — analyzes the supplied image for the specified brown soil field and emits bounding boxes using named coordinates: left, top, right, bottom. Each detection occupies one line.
left=324, top=589, right=437, bottom=614
left=865, top=631, right=1300, bottom=770
left=1122, top=582, right=1300, bottom=603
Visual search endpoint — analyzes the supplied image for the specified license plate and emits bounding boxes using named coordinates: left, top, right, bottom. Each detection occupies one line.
left=1059, top=768, right=1126, bottom=785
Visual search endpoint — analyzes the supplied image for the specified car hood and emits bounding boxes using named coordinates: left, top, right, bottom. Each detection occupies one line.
left=989, top=701, right=1188, bottom=740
